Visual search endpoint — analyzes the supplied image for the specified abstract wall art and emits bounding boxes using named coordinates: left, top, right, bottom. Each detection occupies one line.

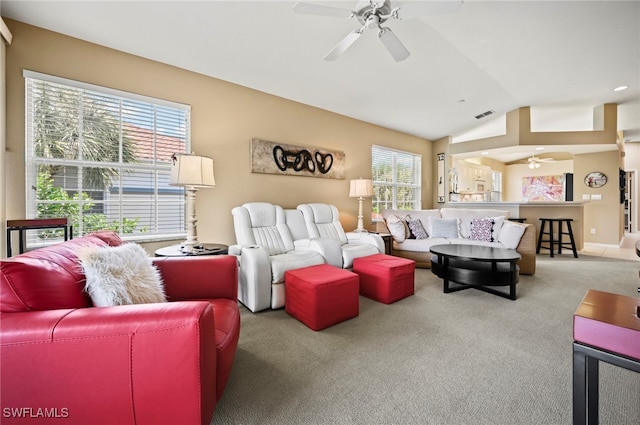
left=522, top=175, right=565, bottom=201
left=250, top=138, right=345, bottom=179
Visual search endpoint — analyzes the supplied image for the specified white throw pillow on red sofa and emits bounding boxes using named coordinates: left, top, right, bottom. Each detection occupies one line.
left=77, top=243, right=166, bottom=307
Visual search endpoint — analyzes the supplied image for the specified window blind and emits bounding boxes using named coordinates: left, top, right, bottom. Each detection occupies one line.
left=371, top=145, right=422, bottom=220
left=24, top=71, right=190, bottom=245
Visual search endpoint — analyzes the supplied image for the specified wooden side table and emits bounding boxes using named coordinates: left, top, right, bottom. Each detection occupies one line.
left=6, top=218, right=72, bottom=257
left=374, top=233, right=392, bottom=255
left=155, top=243, right=229, bottom=257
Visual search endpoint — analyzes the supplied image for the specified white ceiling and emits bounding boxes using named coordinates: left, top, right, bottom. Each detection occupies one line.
left=2, top=0, right=639, bottom=162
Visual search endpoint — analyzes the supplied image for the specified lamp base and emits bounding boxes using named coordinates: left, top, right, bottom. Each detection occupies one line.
left=352, top=228, right=369, bottom=233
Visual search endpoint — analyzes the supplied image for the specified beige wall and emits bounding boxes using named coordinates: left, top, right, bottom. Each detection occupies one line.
left=3, top=19, right=432, bottom=251
left=574, top=150, right=623, bottom=244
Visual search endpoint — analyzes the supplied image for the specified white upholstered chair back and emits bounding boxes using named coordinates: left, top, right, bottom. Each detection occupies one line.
left=232, top=202, right=295, bottom=255
left=297, top=203, right=348, bottom=244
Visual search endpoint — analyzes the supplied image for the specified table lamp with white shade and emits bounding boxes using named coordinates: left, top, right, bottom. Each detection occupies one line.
left=349, top=178, right=373, bottom=232
left=170, top=153, right=215, bottom=253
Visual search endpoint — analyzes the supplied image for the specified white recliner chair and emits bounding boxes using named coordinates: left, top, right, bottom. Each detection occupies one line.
left=229, top=202, right=325, bottom=312
left=297, top=203, right=384, bottom=268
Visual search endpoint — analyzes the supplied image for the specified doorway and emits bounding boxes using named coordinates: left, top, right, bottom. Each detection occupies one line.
left=624, top=169, right=637, bottom=233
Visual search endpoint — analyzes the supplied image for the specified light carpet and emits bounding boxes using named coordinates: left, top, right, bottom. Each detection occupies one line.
left=213, top=255, right=640, bottom=425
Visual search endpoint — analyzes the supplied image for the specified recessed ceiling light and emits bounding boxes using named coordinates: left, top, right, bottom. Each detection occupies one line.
left=613, top=85, right=629, bottom=92
left=535, top=147, right=545, bottom=150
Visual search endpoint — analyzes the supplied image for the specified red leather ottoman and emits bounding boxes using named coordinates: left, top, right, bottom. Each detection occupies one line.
left=352, top=254, right=415, bottom=304
left=285, top=264, right=359, bottom=331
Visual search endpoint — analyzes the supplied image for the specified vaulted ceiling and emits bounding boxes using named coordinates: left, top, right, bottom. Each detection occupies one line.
left=3, top=0, right=639, bottom=162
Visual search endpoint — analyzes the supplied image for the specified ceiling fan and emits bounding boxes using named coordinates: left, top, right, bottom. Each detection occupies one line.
left=526, top=153, right=555, bottom=169
left=293, top=0, right=463, bottom=62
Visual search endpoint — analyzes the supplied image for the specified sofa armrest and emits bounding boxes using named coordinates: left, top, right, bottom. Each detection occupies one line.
left=230, top=245, right=272, bottom=312
left=376, top=220, right=391, bottom=234
left=345, top=232, right=385, bottom=253
left=153, top=255, right=238, bottom=301
left=0, top=302, right=217, bottom=425
left=515, top=223, right=536, bottom=275
left=294, top=238, right=343, bottom=267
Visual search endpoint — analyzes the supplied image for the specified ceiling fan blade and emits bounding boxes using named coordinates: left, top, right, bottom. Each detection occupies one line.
left=378, top=27, right=410, bottom=62
left=324, top=30, right=363, bottom=61
left=293, top=2, right=354, bottom=18
left=393, top=0, right=463, bottom=19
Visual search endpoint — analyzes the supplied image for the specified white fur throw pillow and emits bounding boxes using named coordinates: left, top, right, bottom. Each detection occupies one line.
left=77, top=243, right=166, bottom=307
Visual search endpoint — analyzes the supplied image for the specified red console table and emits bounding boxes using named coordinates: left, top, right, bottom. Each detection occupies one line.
left=573, top=289, right=640, bottom=424
left=6, top=218, right=72, bottom=257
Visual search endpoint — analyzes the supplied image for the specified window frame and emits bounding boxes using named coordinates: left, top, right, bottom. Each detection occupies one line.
left=371, top=145, right=422, bottom=221
left=24, top=70, right=190, bottom=245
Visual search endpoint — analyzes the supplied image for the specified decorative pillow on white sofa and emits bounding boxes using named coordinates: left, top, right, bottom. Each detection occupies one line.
left=498, top=220, right=527, bottom=249
left=469, top=216, right=505, bottom=242
left=406, top=216, right=428, bottom=239
left=386, top=214, right=410, bottom=243
left=427, top=217, right=460, bottom=238
left=441, top=208, right=508, bottom=239
left=77, top=243, right=166, bottom=307
left=470, top=218, right=495, bottom=242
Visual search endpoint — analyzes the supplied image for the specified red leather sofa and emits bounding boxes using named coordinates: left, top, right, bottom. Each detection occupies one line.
left=0, top=232, right=240, bottom=425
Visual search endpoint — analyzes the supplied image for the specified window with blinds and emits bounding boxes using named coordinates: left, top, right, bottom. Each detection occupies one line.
left=24, top=71, right=190, bottom=245
left=371, top=145, right=422, bottom=220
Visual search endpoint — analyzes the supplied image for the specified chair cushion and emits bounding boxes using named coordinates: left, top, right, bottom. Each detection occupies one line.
left=232, top=203, right=294, bottom=255
left=298, top=204, right=348, bottom=244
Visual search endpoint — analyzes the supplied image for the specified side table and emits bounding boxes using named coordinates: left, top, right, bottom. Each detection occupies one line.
left=6, top=218, right=72, bottom=257
left=373, top=232, right=392, bottom=255
left=573, top=289, right=640, bottom=424
left=155, top=243, right=229, bottom=257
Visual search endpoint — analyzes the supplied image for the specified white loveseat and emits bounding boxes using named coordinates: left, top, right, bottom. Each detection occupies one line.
left=376, top=208, right=536, bottom=275
left=230, top=202, right=384, bottom=312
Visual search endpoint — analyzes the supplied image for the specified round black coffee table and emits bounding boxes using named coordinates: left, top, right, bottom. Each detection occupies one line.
left=430, top=244, right=521, bottom=300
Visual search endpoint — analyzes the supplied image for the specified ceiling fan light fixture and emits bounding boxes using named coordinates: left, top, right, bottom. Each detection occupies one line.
left=295, top=0, right=461, bottom=62
left=528, top=162, right=541, bottom=169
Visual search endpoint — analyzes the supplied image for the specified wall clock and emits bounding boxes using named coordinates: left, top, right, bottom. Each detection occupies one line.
left=584, top=172, right=607, bottom=188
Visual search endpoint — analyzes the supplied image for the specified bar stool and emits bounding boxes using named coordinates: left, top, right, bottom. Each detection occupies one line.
left=537, top=218, right=578, bottom=258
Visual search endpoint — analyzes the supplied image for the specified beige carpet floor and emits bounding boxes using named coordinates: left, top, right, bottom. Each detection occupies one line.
left=212, top=255, right=640, bottom=425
